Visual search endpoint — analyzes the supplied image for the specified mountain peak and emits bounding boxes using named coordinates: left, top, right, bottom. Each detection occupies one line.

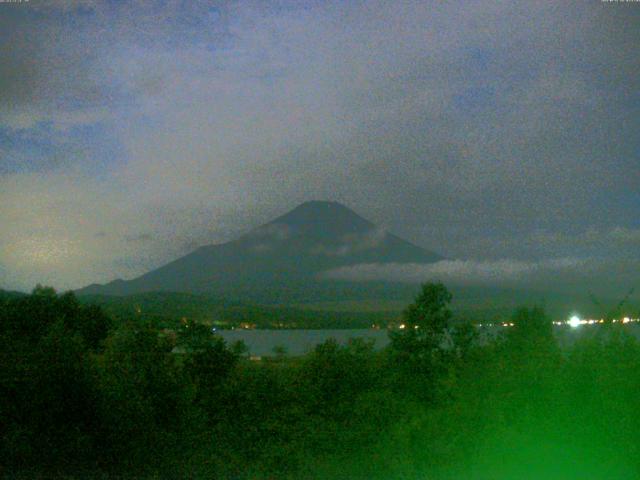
left=269, top=201, right=374, bottom=235
left=284, top=200, right=358, bottom=216
left=297, top=200, right=345, bottom=208
left=77, top=200, right=442, bottom=298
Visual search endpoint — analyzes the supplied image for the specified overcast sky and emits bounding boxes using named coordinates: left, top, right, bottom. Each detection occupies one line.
left=0, top=0, right=638, bottom=292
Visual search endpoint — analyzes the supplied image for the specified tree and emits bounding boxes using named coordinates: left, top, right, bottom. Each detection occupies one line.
left=184, top=336, right=239, bottom=423
left=177, top=318, right=212, bottom=352
left=390, top=282, right=453, bottom=356
left=231, top=339, right=249, bottom=356
left=95, top=322, right=184, bottom=470
left=300, top=338, right=378, bottom=418
left=388, top=282, right=454, bottom=402
left=0, top=287, right=111, bottom=470
left=499, top=306, right=561, bottom=425
left=185, top=336, right=239, bottom=388
left=506, top=306, right=556, bottom=352
left=57, top=292, right=111, bottom=350
left=451, top=321, right=478, bottom=360
left=272, top=344, right=288, bottom=358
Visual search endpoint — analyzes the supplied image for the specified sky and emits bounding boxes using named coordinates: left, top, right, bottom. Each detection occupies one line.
left=0, top=0, right=638, bottom=293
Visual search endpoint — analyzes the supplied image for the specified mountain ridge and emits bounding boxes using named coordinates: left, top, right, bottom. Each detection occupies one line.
left=77, top=201, right=441, bottom=298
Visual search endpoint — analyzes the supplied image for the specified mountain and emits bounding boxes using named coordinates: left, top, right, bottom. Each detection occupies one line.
left=0, top=289, right=26, bottom=300
left=77, top=201, right=441, bottom=299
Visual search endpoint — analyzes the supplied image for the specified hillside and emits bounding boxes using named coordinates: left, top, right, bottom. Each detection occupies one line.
left=77, top=201, right=441, bottom=300
left=78, top=291, right=400, bottom=329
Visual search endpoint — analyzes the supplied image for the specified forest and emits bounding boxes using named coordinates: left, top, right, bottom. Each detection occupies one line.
left=1, top=284, right=640, bottom=479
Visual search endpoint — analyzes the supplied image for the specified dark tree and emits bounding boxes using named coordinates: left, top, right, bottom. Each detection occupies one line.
left=451, top=321, right=478, bottom=359
left=388, top=282, right=454, bottom=402
left=390, top=282, right=453, bottom=355
left=506, top=305, right=556, bottom=351
left=231, top=339, right=249, bottom=356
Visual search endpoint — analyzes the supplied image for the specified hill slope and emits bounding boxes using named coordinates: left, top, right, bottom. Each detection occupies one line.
left=77, top=201, right=441, bottom=299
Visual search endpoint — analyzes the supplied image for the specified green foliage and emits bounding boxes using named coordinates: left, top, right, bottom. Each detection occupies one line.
left=300, top=338, right=379, bottom=416
left=231, top=339, right=249, bottom=356
left=390, top=282, right=453, bottom=355
left=387, top=282, right=454, bottom=402
left=507, top=305, right=554, bottom=344
left=94, top=322, right=187, bottom=472
left=0, top=288, right=109, bottom=471
left=272, top=343, right=288, bottom=357
left=451, top=320, right=478, bottom=359
left=0, top=286, right=111, bottom=347
left=405, top=282, right=453, bottom=331
left=3, top=284, right=640, bottom=478
left=184, top=336, right=238, bottom=417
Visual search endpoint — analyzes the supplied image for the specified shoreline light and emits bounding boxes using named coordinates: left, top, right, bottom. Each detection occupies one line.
left=568, top=315, right=581, bottom=328
left=472, top=317, right=639, bottom=329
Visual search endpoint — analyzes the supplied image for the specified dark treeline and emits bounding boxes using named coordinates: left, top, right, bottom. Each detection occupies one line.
left=76, top=286, right=639, bottom=330
left=2, top=284, right=640, bottom=479
left=79, top=291, right=399, bottom=330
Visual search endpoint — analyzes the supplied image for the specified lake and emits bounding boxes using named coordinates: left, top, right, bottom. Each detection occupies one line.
left=218, top=329, right=390, bottom=356
left=218, top=324, right=640, bottom=357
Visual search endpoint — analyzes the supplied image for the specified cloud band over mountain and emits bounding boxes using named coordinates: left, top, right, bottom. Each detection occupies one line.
left=322, top=258, right=639, bottom=290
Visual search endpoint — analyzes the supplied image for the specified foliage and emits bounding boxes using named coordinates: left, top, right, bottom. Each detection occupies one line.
left=390, top=282, right=452, bottom=354
left=387, top=282, right=454, bottom=402
left=2, top=284, right=640, bottom=478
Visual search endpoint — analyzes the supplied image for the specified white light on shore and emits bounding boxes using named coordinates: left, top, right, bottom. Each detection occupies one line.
left=569, top=315, right=581, bottom=328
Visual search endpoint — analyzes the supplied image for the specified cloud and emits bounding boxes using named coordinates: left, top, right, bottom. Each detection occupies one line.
left=248, top=223, right=292, bottom=241
left=608, top=227, right=640, bottom=244
left=322, top=256, right=640, bottom=296
left=533, top=227, right=640, bottom=247
left=244, top=222, right=292, bottom=252
left=124, top=233, right=153, bottom=243
left=321, top=258, right=590, bottom=285
left=0, top=1, right=638, bottom=290
left=311, top=229, right=388, bottom=257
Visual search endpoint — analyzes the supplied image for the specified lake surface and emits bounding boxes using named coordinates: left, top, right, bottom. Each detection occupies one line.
left=218, top=324, right=640, bottom=357
left=218, top=329, right=390, bottom=356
